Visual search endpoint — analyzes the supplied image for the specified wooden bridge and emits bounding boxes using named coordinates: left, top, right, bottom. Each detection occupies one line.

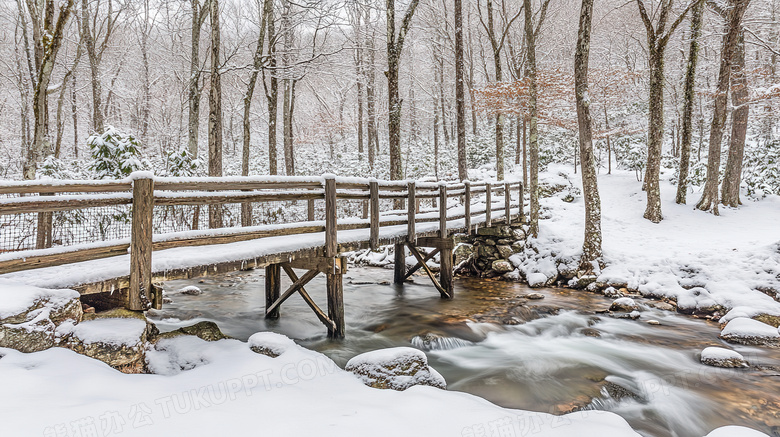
left=0, top=174, right=523, bottom=338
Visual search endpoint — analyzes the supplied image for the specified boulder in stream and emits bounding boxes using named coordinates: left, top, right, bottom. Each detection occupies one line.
left=345, top=347, right=446, bottom=390
left=700, top=347, right=749, bottom=368
left=720, top=317, right=780, bottom=347
left=609, top=297, right=638, bottom=312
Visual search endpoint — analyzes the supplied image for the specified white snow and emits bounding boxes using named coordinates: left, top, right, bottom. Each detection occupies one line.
left=346, top=346, right=427, bottom=368
left=62, top=318, right=148, bottom=346
left=247, top=331, right=297, bottom=356
left=720, top=317, right=779, bottom=339
left=0, top=280, right=79, bottom=320
left=0, top=333, right=644, bottom=437
left=612, top=297, right=636, bottom=308
left=513, top=164, right=780, bottom=319
left=705, top=426, right=771, bottom=437
left=700, top=347, right=745, bottom=362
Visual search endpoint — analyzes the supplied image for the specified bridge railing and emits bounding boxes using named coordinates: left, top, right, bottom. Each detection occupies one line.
left=0, top=174, right=522, bottom=308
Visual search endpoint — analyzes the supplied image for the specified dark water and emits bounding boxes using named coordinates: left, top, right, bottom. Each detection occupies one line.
left=149, top=267, right=780, bottom=437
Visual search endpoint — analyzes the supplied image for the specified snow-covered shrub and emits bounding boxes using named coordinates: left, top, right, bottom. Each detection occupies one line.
left=88, top=126, right=146, bottom=179
left=164, top=149, right=202, bottom=177
left=466, top=134, right=494, bottom=168
left=38, top=156, right=89, bottom=180
left=743, top=140, right=780, bottom=199
left=613, top=135, right=646, bottom=179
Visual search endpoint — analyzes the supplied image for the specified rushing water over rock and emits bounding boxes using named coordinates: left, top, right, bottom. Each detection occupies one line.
left=150, top=267, right=780, bottom=437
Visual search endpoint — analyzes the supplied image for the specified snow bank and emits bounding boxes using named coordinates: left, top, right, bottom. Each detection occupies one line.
left=705, top=426, right=771, bottom=437
left=0, top=332, right=645, bottom=437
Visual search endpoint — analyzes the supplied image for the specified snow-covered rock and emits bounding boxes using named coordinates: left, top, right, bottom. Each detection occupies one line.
left=0, top=282, right=82, bottom=353
left=527, top=272, right=550, bottom=288
left=700, top=347, right=749, bottom=368
left=492, top=259, right=514, bottom=274
left=248, top=331, right=297, bottom=357
left=720, top=317, right=780, bottom=346
left=61, top=316, right=155, bottom=372
left=178, top=285, right=202, bottom=295
left=609, top=297, right=638, bottom=312
left=157, top=320, right=228, bottom=342
left=345, top=347, right=446, bottom=390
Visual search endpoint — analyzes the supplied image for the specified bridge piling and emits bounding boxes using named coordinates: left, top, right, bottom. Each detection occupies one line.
left=128, top=174, right=154, bottom=311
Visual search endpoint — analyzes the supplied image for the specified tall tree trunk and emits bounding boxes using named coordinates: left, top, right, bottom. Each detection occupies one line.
left=366, top=15, right=378, bottom=171
left=676, top=0, right=704, bottom=204
left=71, top=71, right=78, bottom=158
left=523, top=0, right=540, bottom=237
left=721, top=31, right=749, bottom=207
left=354, top=5, right=365, bottom=161
left=264, top=1, right=279, bottom=176
left=386, top=0, right=420, bottom=181
left=643, top=47, right=666, bottom=222
left=208, top=0, right=223, bottom=228
left=485, top=0, right=505, bottom=181
left=23, top=0, right=75, bottom=180
left=188, top=0, right=208, bottom=158
left=575, top=0, right=602, bottom=270
left=283, top=81, right=296, bottom=175
left=82, top=0, right=104, bottom=134
left=140, top=0, right=151, bottom=144
left=455, top=0, right=467, bottom=181
left=696, top=0, right=751, bottom=214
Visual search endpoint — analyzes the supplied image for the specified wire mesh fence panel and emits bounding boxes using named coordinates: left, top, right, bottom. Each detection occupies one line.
left=53, top=205, right=132, bottom=245
left=0, top=212, right=38, bottom=253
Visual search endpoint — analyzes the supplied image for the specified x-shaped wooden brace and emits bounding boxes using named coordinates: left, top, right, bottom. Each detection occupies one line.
left=405, top=243, right=451, bottom=299
left=264, top=263, right=337, bottom=332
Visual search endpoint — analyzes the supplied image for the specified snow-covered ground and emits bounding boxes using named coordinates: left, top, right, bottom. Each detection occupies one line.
left=513, top=164, right=780, bottom=322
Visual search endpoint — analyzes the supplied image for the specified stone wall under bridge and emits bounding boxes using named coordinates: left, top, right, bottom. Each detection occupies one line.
left=453, top=224, right=528, bottom=279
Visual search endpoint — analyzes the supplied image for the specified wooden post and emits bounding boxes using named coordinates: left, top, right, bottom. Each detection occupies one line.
left=394, top=243, right=406, bottom=284
left=128, top=175, right=154, bottom=311
left=485, top=182, right=492, bottom=227
left=241, top=200, right=252, bottom=227
left=265, top=264, right=281, bottom=319
left=307, top=199, right=315, bottom=221
left=518, top=182, right=524, bottom=222
left=439, top=183, right=448, bottom=238
left=35, top=193, right=53, bottom=249
left=407, top=181, right=416, bottom=245
left=369, top=180, right=379, bottom=250
left=464, top=181, right=471, bottom=234
left=505, top=182, right=511, bottom=224
left=324, top=175, right=344, bottom=338
left=439, top=242, right=453, bottom=299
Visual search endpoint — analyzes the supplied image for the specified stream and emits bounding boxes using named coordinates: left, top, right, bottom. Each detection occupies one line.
left=148, top=267, right=780, bottom=437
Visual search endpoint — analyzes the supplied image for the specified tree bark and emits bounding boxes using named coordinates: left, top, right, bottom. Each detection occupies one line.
left=696, top=0, right=751, bottom=214
left=676, top=0, right=704, bottom=204
left=721, top=31, right=748, bottom=207
left=575, top=0, right=602, bottom=270
left=455, top=0, right=469, bottom=181
left=188, top=0, right=209, bottom=158
left=208, top=0, right=223, bottom=228
left=22, top=0, right=75, bottom=180
left=386, top=0, right=420, bottom=181
left=523, top=0, right=540, bottom=237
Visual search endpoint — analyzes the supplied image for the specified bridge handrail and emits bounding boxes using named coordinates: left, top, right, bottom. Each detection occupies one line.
left=0, top=173, right=523, bottom=309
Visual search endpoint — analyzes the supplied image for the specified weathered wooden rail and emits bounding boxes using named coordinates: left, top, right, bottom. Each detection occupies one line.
left=0, top=174, right=523, bottom=338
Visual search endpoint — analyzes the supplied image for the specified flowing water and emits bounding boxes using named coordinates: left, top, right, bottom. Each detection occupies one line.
left=149, top=267, right=780, bottom=437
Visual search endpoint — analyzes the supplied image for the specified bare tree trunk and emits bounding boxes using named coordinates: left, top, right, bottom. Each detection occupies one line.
left=386, top=0, right=420, bottom=181
left=676, top=0, right=704, bottom=204
left=722, top=31, right=749, bottom=207
left=575, top=0, right=602, bottom=270
left=22, top=0, right=75, bottom=180
left=283, top=81, right=297, bottom=175
left=188, top=0, right=209, bottom=158
left=697, top=0, right=751, bottom=214
left=71, top=71, right=78, bottom=158
left=455, top=0, right=467, bottom=180
left=263, top=0, right=279, bottom=176
left=643, top=46, right=666, bottom=222
left=524, top=0, right=540, bottom=237
left=208, top=0, right=223, bottom=228
left=603, top=105, right=611, bottom=175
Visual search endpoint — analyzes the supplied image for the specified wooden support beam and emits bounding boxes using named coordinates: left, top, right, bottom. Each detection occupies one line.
left=326, top=269, right=345, bottom=339
left=369, top=180, right=379, bottom=250
left=265, top=264, right=281, bottom=319
left=393, top=243, right=406, bottom=284
left=464, top=181, right=471, bottom=234
left=439, top=242, right=454, bottom=299
left=417, top=237, right=454, bottom=249
left=406, top=243, right=450, bottom=298
left=281, top=264, right=336, bottom=332
left=485, top=183, right=492, bottom=227
left=265, top=268, right=320, bottom=316
left=505, top=183, right=511, bottom=225
left=403, top=248, right=440, bottom=280
left=407, top=181, right=416, bottom=245
left=439, top=183, right=448, bottom=238
left=288, top=256, right=346, bottom=275
left=128, top=175, right=154, bottom=311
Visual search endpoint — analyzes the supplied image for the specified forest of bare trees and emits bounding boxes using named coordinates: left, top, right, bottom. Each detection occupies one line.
left=2, top=0, right=780, bottom=267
